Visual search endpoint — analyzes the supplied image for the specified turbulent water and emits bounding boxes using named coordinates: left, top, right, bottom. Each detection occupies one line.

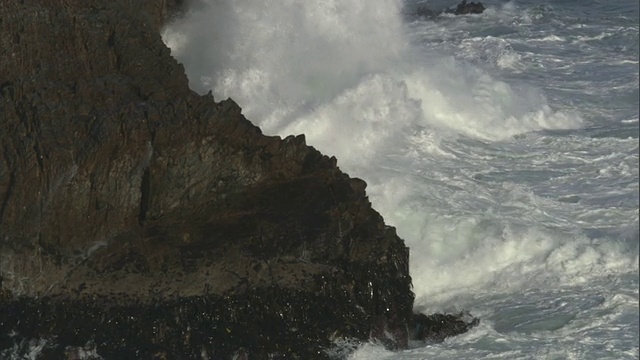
left=163, top=0, right=639, bottom=358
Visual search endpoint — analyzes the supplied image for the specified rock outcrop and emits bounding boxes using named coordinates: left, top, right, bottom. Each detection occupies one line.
left=417, top=0, right=486, bottom=19
left=450, top=1, right=486, bottom=15
left=411, top=312, right=479, bottom=343
left=0, top=0, right=476, bottom=358
left=416, top=6, right=439, bottom=19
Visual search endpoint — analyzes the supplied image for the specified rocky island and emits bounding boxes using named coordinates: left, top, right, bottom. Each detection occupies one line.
left=417, top=0, right=486, bottom=19
left=0, top=1, right=477, bottom=358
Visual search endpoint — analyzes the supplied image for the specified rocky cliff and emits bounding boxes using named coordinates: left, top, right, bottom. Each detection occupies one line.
left=0, top=1, right=475, bottom=358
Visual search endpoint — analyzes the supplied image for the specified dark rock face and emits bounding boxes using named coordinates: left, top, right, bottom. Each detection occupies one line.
left=411, top=312, right=479, bottom=343
left=451, top=0, right=486, bottom=15
left=417, top=0, right=486, bottom=19
left=0, top=0, right=412, bottom=357
left=1, top=291, right=376, bottom=358
left=0, top=0, right=476, bottom=358
left=416, top=6, right=439, bottom=19
left=141, top=0, right=187, bottom=30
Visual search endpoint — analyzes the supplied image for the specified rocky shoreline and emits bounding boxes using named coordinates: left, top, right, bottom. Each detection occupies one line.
left=0, top=1, right=477, bottom=358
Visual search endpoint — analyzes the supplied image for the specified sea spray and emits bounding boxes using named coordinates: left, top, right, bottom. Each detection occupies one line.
left=161, top=0, right=634, bottom=310
left=162, top=0, right=580, bottom=145
left=164, top=0, right=638, bottom=357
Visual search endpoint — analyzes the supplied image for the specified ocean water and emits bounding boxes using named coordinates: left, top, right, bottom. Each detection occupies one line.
left=163, top=0, right=639, bottom=358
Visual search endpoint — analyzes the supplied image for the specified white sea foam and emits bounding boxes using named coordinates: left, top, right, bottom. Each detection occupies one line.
left=391, top=206, right=638, bottom=308
left=162, top=0, right=639, bottom=358
left=537, top=35, right=566, bottom=42
left=0, top=338, right=49, bottom=360
left=163, top=0, right=581, bottom=147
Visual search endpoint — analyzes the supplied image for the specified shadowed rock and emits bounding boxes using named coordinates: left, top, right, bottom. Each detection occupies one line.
left=417, top=0, right=486, bottom=19
left=451, top=0, right=486, bottom=15
left=411, top=312, right=480, bottom=343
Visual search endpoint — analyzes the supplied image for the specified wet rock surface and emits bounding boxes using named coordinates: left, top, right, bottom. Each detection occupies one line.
left=411, top=312, right=480, bottom=343
left=0, top=0, right=476, bottom=358
left=417, top=0, right=486, bottom=19
left=1, top=291, right=369, bottom=358
left=450, top=1, right=486, bottom=15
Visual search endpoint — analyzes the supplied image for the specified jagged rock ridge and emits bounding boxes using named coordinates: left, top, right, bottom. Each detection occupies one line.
left=0, top=0, right=476, bottom=358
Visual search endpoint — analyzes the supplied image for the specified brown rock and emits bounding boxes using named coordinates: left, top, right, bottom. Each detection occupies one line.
left=0, top=0, right=416, bottom=357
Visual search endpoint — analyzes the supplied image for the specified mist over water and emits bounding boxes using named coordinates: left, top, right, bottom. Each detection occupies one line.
left=163, top=0, right=639, bottom=358
left=163, top=0, right=581, bottom=144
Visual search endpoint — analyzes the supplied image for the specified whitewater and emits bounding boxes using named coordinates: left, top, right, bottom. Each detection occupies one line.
left=162, top=0, right=639, bottom=358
